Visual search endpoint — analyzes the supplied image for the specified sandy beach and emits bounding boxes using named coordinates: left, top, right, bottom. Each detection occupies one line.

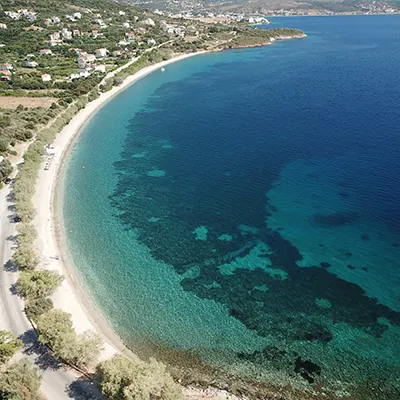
left=31, top=51, right=207, bottom=362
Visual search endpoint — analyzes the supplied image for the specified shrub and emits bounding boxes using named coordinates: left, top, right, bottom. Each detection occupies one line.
left=0, top=138, right=8, bottom=153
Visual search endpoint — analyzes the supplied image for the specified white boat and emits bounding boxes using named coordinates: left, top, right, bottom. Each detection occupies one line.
left=161, top=67, right=165, bottom=72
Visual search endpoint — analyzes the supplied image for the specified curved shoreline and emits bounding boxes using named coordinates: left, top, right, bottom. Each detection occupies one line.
left=32, top=51, right=208, bottom=363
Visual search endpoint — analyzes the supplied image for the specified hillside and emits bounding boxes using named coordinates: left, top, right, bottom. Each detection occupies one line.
left=0, top=0, right=306, bottom=184
left=130, top=0, right=400, bottom=16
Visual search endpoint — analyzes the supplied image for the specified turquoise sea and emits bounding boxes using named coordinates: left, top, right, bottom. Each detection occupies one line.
left=62, top=16, right=400, bottom=399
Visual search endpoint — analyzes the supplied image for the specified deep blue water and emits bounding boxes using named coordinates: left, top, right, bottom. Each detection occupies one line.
left=63, top=15, right=400, bottom=398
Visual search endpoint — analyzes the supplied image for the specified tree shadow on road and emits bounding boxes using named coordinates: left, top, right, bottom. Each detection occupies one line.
left=20, top=329, right=64, bottom=371
left=9, top=282, right=20, bottom=296
left=4, top=259, right=18, bottom=272
left=67, top=376, right=106, bottom=400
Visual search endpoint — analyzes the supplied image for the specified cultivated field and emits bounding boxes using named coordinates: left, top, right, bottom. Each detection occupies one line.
left=0, top=96, right=57, bottom=109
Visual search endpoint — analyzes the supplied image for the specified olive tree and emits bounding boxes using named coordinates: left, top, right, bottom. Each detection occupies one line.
left=11, top=245, right=40, bottom=270
left=0, top=357, right=42, bottom=400
left=16, top=270, right=63, bottom=299
left=97, top=355, right=183, bottom=400
left=37, top=310, right=103, bottom=368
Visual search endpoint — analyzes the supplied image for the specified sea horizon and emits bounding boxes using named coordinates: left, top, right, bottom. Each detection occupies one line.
left=61, top=15, right=400, bottom=398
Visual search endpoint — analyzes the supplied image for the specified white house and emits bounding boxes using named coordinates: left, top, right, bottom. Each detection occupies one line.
left=25, top=60, right=38, bottom=68
left=70, top=72, right=80, bottom=80
left=61, top=28, right=72, bottom=40
left=118, top=40, right=130, bottom=46
left=0, top=64, right=13, bottom=70
left=41, top=73, right=52, bottom=82
left=94, top=64, right=106, bottom=73
left=118, top=11, right=126, bottom=16
left=4, top=11, right=20, bottom=20
left=49, top=32, right=60, bottom=41
left=79, top=70, right=90, bottom=78
left=51, top=16, right=60, bottom=23
left=147, top=38, right=156, bottom=46
left=40, top=49, right=53, bottom=55
left=95, top=48, right=108, bottom=58
left=73, top=12, right=82, bottom=19
left=125, top=32, right=135, bottom=41
left=122, top=22, right=130, bottom=28
left=0, top=23, right=7, bottom=29
left=86, top=54, right=96, bottom=63
left=142, top=18, right=155, bottom=26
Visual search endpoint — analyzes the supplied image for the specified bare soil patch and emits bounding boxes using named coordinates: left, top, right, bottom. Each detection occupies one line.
left=0, top=97, right=57, bottom=109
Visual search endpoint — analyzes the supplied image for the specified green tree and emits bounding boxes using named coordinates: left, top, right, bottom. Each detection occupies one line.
left=0, top=358, right=42, bottom=400
left=11, top=245, right=40, bottom=270
left=16, top=223, right=37, bottom=247
left=16, top=270, right=63, bottom=299
left=0, top=331, right=22, bottom=364
left=75, top=331, right=103, bottom=368
left=25, top=297, right=54, bottom=321
left=36, top=310, right=102, bottom=368
left=37, top=309, right=76, bottom=357
left=97, top=355, right=183, bottom=400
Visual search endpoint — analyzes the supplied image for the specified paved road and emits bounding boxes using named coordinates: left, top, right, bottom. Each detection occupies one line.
left=0, top=183, right=103, bottom=399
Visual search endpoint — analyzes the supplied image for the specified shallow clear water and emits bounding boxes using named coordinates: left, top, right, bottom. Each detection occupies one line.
left=63, top=15, right=400, bottom=398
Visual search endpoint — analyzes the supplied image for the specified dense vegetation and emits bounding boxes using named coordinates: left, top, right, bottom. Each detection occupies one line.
left=97, top=355, right=183, bottom=400
left=0, top=357, right=42, bottom=399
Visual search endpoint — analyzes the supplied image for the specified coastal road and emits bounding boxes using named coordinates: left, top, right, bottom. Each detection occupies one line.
left=0, top=183, right=102, bottom=399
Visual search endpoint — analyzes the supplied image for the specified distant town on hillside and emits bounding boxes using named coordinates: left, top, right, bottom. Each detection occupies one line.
left=128, top=0, right=400, bottom=17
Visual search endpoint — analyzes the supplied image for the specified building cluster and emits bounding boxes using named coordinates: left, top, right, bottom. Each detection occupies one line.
left=0, top=64, right=13, bottom=82
left=66, top=49, right=107, bottom=80
left=0, top=4, right=189, bottom=86
left=151, top=9, right=269, bottom=24
left=4, top=9, right=37, bottom=21
left=355, top=1, right=398, bottom=13
left=159, top=20, right=186, bottom=37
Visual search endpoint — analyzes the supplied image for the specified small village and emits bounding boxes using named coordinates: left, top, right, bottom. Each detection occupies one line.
left=134, top=0, right=400, bottom=17
left=0, top=4, right=202, bottom=86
